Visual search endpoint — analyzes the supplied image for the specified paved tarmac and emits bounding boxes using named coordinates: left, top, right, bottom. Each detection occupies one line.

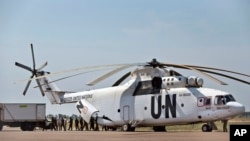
left=0, top=127, right=229, bottom=141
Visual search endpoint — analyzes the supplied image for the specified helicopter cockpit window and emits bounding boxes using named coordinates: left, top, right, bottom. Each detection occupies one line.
left=133, top=81, right=153, bottom=96
left=215, top=96, right=225, bottom=105
left=214, top=95, right=235, bottom=105
left=225, top=94, right=236, bottom=103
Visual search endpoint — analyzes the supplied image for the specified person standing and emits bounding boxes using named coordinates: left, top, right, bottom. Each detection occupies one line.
left=75, top=117, right=79, bottom=131
left=68, top=117, right=73, bottom=131
left=61, top=116, right=66, bottom=131
left=57, top=115, right=62, bottom=131
left=79, top=117, right=84, bottom=131
left=90, top=117, right=95, bottom=131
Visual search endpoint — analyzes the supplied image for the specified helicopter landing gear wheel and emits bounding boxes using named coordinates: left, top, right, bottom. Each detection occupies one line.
left=122, top=124, right=131, bottom=132
left=202, top=124, right=212, bottom=132
left=122, top=124, right=135, bottom=132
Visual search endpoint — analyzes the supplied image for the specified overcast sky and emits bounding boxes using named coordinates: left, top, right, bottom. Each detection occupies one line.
left=1, top=0, right=249, bottom=115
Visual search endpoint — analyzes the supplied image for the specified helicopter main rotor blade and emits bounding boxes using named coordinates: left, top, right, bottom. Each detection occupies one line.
left=176, top=64, right=250, bottom=77
left=86, top=65, right=134, bottom=86
left=164, top=64, right=228, bottom=85
left=163, top=63, right=249, bottom=77
left=33, top=69, right=113, bottom=88
left=162, top=63, right=249, bottom=85
left=196, top=69, right=250, bottom=85
left=15, top=62, right=33, bottom=72
left=112, top=72, right=131, bottom=87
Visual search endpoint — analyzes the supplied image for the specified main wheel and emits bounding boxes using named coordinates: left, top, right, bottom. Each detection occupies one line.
left=122, top=124, right=131, bottom=132
left=202, top=124, right=212, bottom=132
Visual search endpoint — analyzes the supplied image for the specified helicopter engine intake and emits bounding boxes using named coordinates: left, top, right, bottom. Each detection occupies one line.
left=187, top=76, right=204, bottom=87
left=161, top=76, right=204, bottom=89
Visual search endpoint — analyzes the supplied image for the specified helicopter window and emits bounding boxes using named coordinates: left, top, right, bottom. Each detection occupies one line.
left=133, top=81, right=153, bottom=96
left=215, top=95, right=235, bottom=105
left=198, top=97, right=211, bottom=107
left=225, top=94, right=236, bottom=103
left=215, top=96, right=226, bottom=105
left=205, top=98, right=211, bottom=105
left=133, top=79, right=162, bottom=96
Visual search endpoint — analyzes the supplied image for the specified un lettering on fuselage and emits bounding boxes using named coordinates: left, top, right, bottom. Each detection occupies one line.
left=151, top=94, right=176, bottom=119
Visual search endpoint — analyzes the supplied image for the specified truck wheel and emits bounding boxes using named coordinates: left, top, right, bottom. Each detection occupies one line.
left=20, top=122, right=35, bottom=131
left=26, top=122, right=35, bottom=131
left=20, top=123, right=26, bottom=131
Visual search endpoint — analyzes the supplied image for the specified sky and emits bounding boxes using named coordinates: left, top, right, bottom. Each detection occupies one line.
left=0, top=0, right=249, bottom=116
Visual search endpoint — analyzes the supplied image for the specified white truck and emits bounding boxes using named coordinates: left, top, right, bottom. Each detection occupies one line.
left=0, top=103, right=46, bottom=131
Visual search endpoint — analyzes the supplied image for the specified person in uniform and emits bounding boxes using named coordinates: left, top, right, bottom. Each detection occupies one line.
left=68, top=117, right=73, bottom=131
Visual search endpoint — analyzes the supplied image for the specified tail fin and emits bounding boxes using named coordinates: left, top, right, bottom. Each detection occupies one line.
left=36, top=71, right=65, bottom=104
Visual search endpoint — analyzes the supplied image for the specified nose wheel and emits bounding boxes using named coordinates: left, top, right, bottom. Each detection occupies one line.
left=202, top=124, right=213, bottom=132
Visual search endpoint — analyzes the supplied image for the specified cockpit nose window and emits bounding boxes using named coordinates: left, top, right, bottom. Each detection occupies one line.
left=215, top=95, right=236, bottom=105
left=225, top=94, right=236, bottom=102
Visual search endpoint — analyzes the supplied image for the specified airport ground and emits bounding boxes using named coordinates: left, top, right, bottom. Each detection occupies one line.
left=1, top=126, right=228, bottom=141
left=1, top=118, right=249, bottom=141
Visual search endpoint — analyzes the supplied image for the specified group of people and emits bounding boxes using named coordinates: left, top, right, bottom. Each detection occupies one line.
left=41, top=114, right=229, bottom=132
left=42, top=115, right=100, bottom=131
left=67, top=116, right=96, bottom=131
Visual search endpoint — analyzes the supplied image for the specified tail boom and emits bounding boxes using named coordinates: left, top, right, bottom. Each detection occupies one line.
left=37, top=72, right=65, bottom=104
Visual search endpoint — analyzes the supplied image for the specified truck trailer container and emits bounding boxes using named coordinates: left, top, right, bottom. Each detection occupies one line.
left=0, top=103, right=46, bottom=131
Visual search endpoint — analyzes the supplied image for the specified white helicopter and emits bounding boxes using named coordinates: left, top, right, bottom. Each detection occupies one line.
left=15, top=44, right=249, bottom=132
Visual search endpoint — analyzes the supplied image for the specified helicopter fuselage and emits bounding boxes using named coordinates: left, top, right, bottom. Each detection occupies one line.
left=65, top=78, right=244, bottom=128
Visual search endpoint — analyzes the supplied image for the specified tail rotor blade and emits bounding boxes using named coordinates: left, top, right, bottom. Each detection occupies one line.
left=30, top=44, right=36, bottom=70
left=35, top=79, right=45, bottom=96
left=23, top=75, right=34, bottom=95
left=16, top=44, right=49, bottom=96
left=15, top=62, right=33, bottom=72
left=37, top=62, right=48, bottom=71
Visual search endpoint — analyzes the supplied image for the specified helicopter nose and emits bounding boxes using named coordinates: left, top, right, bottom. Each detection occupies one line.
left=227, top=102, right=245, bottom=116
